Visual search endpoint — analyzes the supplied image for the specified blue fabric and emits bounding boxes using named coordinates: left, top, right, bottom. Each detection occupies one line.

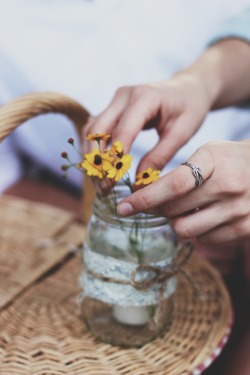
left=210, top=8, right=250, bottom=44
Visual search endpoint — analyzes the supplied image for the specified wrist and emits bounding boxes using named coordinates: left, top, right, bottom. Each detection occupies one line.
left=184, top=39, right=250, bottom=109
left=172, top=67, right=218, bottom=112
left=181, top=56, right=222, bottom=111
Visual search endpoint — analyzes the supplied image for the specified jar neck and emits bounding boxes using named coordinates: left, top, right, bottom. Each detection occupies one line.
left=93, top=184, right=168, bottom=228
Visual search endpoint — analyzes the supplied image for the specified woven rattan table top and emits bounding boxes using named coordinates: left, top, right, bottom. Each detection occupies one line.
left=0, top=195, right=232, bottom=375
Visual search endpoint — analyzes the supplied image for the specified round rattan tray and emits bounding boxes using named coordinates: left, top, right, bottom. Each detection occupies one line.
left=0, top=197, right=232, bottom=375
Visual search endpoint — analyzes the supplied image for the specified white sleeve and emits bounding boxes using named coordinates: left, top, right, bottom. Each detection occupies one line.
left=209, top=8, right=250, bottom=45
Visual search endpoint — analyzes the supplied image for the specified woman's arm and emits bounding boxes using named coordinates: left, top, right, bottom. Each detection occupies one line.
left=183, top=38, right=250, bottom=110
left=84, top=38, right=250, bottom=173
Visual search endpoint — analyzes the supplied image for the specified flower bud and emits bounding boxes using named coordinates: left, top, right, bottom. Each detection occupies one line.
left=61, top=151, right=68, bottom=158
left=61, top=164, right=69, bottom=171
left=68, top=138, right=74, bottom=144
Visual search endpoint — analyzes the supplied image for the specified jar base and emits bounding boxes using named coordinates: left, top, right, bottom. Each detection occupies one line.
left=81, top=297, right=173, bottom=348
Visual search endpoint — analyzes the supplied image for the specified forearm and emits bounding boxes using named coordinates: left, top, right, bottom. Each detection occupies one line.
left=183, top=39, right=250, bottom=110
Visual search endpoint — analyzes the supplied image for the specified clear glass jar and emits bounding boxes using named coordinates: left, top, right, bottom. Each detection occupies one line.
left=80, top=184, right=179, bottom=347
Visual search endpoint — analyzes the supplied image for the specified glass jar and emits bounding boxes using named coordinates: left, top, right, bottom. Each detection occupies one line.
left=80, top=184, right=179, bottom=347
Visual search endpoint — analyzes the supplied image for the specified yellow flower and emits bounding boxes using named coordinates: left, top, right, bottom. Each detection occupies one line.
left=79, top=149, right=113, bottom=179
left=86, top=133, right=111, bottom=142
left=109, top=141, right=124, bottom=158
left=107, top=154, right=133, bottom=181
left=135, top=167, right=160, bottom=185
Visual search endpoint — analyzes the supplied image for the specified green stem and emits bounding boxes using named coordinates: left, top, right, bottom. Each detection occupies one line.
left=121, top=174, right=144, bottom=263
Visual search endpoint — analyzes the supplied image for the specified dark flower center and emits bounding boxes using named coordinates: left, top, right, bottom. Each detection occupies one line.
left=94, top=154, right=102, bottom=165
left=116, top=162, right=123, bottom=170
left=143, top=172, right=149, bottom=178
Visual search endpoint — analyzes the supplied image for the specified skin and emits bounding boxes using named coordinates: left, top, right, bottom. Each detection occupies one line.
left=83, top=39, right=250, bottom=244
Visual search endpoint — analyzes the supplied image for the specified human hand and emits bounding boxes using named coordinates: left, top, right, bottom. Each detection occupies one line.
left=117, top=140, right=250, bottom=244
left=83, top=72, right=213, bottom=172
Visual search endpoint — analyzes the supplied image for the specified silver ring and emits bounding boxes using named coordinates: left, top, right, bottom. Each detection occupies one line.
left=181, top=161, right=203, bottom=187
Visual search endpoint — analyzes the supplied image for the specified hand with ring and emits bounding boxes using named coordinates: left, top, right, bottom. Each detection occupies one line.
left=117, top=140, right=250, bottom=245
left=83, top=39, right=250, bottom=245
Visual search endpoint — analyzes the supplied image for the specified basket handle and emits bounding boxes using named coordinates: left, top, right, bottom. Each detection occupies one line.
left=0, top=91, right=95, bottom=223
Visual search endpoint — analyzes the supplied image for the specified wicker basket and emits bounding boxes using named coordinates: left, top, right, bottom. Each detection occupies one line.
left=0, top=92, right=232, bottom=375
left=0, top=92, right=93, bottom=223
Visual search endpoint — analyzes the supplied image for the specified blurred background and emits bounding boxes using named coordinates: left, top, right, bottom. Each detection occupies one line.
left=0, top=0, right=250, bottom=192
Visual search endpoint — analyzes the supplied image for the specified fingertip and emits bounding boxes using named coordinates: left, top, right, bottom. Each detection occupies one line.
left=136, top=157, right=161, bottom=175
left=136, top=157, right=151, bottom=174
left=111, top=131, right=132, bottom=154
left=131, top=183, right=143, bottom=192
left=117, top=201, right=134, bottom=216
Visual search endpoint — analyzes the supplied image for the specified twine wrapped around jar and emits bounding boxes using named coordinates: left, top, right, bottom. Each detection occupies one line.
left=83, top=241, right=195, bottom=330
left=85, top=241, right=194, bottom=291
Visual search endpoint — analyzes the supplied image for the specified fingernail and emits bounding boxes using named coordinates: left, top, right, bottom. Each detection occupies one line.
left=117, top=202, right=134, bottom=216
